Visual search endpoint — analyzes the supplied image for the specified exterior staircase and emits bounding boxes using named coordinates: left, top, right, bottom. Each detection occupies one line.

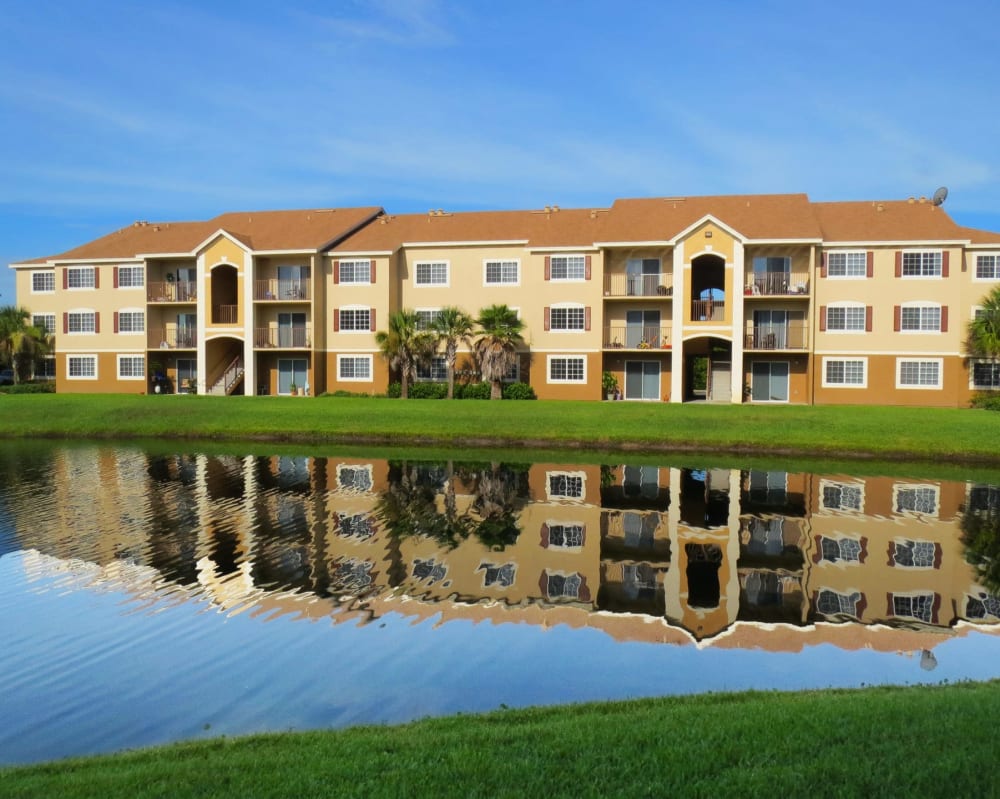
left=209, top=356, right=244, bottom=395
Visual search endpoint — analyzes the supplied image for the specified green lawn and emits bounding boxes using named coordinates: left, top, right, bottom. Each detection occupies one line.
left=1, top=394, right=999, bottom=464
left=3, top=682, right=998, bottom=798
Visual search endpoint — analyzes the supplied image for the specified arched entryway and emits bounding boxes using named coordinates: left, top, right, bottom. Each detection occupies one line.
left=690, top=254, right=725, bottom=321
left=682, top=336, right=732, bottom=402
left=205, top=335, right=246, bottom=395
left=210, top=264, right=239, bottom=324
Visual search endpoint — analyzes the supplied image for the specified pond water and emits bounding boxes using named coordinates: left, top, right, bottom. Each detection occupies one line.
left=2, top=443, right=1000, bottom=765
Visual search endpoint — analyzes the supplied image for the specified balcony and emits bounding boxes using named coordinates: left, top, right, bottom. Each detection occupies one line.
left=604, top=273, right=673, bottom=298
left=147, top=281, right=197, bottom=303
left=254, top=326, right=313, bottom=349
left=690, top=300, right=726, bottom=321
left=743, top=322, right=809, bottom=351
left=604, top=325, right=672, bottom=350
left=212, top=305, right=239, bottom=325
left=744, top=274, right=810, bottom=297
left=254, top=280, right=311, bottom=302
left=148, top=328, right=197, bottom=350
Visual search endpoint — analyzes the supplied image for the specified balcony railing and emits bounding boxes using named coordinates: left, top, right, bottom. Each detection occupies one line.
left=147, top=281, right=197, bottom=303
left=254, top=280, right=310, bottom=301
left=254, top=326, right=313, bottom=349
left=604, top=273, right=673, bottom=298
left=743, top=321, right=809, bottom=350
left=745, top=274, right=810, bottom=296
left=604, top=325, right=672, bottom=350
left=691, top=300, right=726, bottom=321
left=148, top=328, right=197, bottom=349
left=212, top=305, right=239, bottom=324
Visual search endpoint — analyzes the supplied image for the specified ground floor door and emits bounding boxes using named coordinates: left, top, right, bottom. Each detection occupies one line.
left=625, top=361, right=660, bottom=400
left=277, top=358, right=308, bottom=395
left=710, top=361, right=731, bottom=401
left=751, top=361, right=789, bottom=402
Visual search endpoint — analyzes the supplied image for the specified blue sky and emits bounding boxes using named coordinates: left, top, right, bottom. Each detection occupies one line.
left=3, top=0, right=1000, bottom=302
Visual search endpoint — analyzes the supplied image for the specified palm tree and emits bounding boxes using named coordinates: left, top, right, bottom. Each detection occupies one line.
left=431, top=306, right=474, bottom=399
left=474, top=304, right=525, bottom=399
left=374, top=309, right=436, bottom=399
left=0, top=306, right=51, bottom=384
left=969, top=285, right=1000, bottom=359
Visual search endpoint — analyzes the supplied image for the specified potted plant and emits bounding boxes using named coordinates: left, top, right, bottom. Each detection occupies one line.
left=289, top=381, right=297, bottom=396
left=185, top=377, right=197, bottom=395
left=602, top=371, right=619, bottom=401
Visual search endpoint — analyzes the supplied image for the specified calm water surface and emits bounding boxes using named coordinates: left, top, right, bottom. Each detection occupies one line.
left=2, top=443, right=1000, bottom=765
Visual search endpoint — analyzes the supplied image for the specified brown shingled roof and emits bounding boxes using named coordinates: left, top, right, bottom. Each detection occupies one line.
left=812, top=200, right=969, bottom=242
left=958, top=225, right=1000, bottom=245
left=50, top=220, right=220, bottom=261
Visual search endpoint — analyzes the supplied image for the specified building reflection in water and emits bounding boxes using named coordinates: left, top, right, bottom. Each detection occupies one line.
left=7, top=447, right=1000, bottom=650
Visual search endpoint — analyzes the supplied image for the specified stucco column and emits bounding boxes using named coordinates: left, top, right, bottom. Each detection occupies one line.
left=670, top=242, right=685, bottom=403
left=243, top=251, right=255, bottom=395
left=730, top=241, right=745, bottom=403
left=196, top=254, right=207, bottom=394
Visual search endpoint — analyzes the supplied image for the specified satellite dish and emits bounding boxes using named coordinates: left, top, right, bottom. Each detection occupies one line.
left=932, top=186, right=948, bottom=206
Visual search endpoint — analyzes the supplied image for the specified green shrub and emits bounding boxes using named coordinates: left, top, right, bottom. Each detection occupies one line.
left=971, top=392, right=1000, bottom=411
left=409, top=382, right=447, bottom=399
left=0, top=382, right=56, bottom=395
left=387, top=382, right=401, bottom=399
left=457, top=382, right=491, bottom=400
left=502, top=382, right=536, bottom=400
left=324, top=390, right=371, bottom=398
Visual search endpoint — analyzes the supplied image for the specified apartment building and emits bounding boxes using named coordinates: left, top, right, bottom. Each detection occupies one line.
left=11, top=192, right=1000, bottom=405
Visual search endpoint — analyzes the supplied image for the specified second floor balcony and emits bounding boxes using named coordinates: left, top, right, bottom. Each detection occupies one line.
left=604, top=273, right=673, bottom=298
left=744, top=321, right=809, bottom=351
left=148, top=327, right=197, bottom=350
left=254, top=280, right=311, bottom=302
left=148, top=281, right=197, bottom=303
left=254, top=326, right=313, bottom=349
left=691, top=299, right=726, bottom=321
left=745, top=274, right=810, bottom=297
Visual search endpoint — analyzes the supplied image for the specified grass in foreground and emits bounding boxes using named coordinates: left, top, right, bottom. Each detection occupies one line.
left=3, top=682, right=998, bottom=798
left=1, top=394, right=1000, bottom=464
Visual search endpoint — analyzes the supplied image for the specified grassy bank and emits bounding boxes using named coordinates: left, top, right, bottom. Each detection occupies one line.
left=3, top=681, right=998, bottom=798
left=1, top=394, right=999, bottom=464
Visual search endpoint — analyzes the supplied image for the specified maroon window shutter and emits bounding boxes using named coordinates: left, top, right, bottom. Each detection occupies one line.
left=931, top=593, right=941, bottom=624
left=933, top=543, right=943, bottom=570
left=539, top=571, right=550, bottom=597
left=333, top=260, right=340, bottom=285
left=585, top=306, right=591, bottom=331
left=887, top=541, right=897, bottom=567
left=820, top=253, right=827, bottom=278
left=819, top=306, right=827, bottom=332
left=856, top=594, right=868, bottom=619
left=94, top=312, right=100, bottom=333
left=895, top=251, right=902, bottom=277
left=62, top=313, right=68, bottom=334
left=540, top=523, right=550, bottom=548
left=865, top=306, right=873, bottom=332
left=858, top=537, right=869, bottom=564
left=370, top=259, right=376, bottom=283
left=940, top=306, right=948, bottom=332
left=543, top=307, right=551, bottom=331
left=94, top=268, right=99, bottom=289
left=113, top=312, right=119, bottom=333
left=866, top=251, right=874, bottom=278
left=62, top=269, right=68, bottom=290
left=585, top=255, right=592, bottom=280
left=893, top=306, right=901, bottom=332
left=544, top=256, right=551, bottom=281
left=333, top=309, right=340, bottom=332
left=113, top=266, right=119, bottom=288
left=370, top=309, right=376, bottom=332
left=578, top=575, right=591, bottom=603
left=886, top=592, right=894, bottom=615
left=812, top=535, right=824, bottom=564
left=942, top=251, right=950, bottom=277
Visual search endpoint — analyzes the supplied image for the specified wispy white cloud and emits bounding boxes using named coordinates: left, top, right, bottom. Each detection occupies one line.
left=300, top=0, right=456, bottom=47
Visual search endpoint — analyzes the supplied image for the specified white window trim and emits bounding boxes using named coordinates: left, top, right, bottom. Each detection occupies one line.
left=336, top=463, right=374, bottom=492
left=892, top=484, right=940, bottom=519
left=544, top=520, right=586, bottom=550
left=549, top=254, right=587, bottom=282
left=821, top=356, right=867, bottom=388
left=825, top=250, right=868, bottom=280
left=66, top=266, right=96, bottom=290
left=818, top=479, right=865, bottom=513
left=900, top=250, right=943, bottom=279
left=338, top=305, right=372, bottom=334
left=483, top=257, right=521, bottom=287
left=415, top=355, right=448, bottom=382
left=117, top=307, right=146, bottom=335
left=414, top=307, right=443, bottom=331
left=67, top=308, right=97, bottom=335
left=414, top=260, right=450, bottom=288
left=31, top=270, right=55, bottom=293
left=896, top=357, right=943, bottom=390
left=825, top=301, right=867, bottom=333
left=974, top=253, right=1000, bottom=282
left=32, top=313, right=56, bottom=335
left=549, top=302, right=587, bottom=333
left=337, top=354, right=373, bottom=382
left=116, top=354, right=146, bottom=381
left=66, top=354, right=98, bottom=380
left=338, top=259, right=373, bottom=285
left=898, top=302, right=942, bottom=334
left=969, top=357, right=1000, bottom=390
left=545, top=470, right=586, bottom=502
left=117, top=265, right=145, bottom=289
left=546, top=354, right=587, bottom=384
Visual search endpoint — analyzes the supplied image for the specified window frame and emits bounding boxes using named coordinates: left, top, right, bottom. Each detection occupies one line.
left=970, top=359, right=1000, bottom=390
left=32, top=313, right=56, bottom=335
left=898, top=304, right=941, bottom=333
left=819, top=479, right=865, bottom=513
left=337, top=463, right=374, bottom=492
left=546, top=470, right=586, bottom=501
left=117, top=354, right=145, bottom=380
left=414, top=260, right=449, bottom=287
left=117, top=265, right=145, bottom=289
left=337, top=354, right=373, bottom=382
left=549, top=254, right=587, bottom=282
left=900, top=251, right=942, bottom=278
left=549, top=303, right=587, bottom=332
left=547, top=355, right=586, bottom=384
left=338, top=306, right=371, bottom=333
left=67, top=266, right=96, bottom=289
left=117, top=309, right=145, bottom=334
left=826, top=251, right=867, bottom=279
left=67, top=354, right=97, bottom=380
left=31, top=271, right=55, bottom=293
left=892, top=483, right=940, bottom=518
left=545, top=522, right=586, bottom=549
left=414, top=308, right=443, bottom=331
left=825, top=302, right=867, bottom=332
left=896, top=358, right=943, bottom=390
left=338, top=259, right=372, bottom=285
left=483, top=258, right=520, bottom=286
left=821, top=357, right=867, bottom=388
left=415, top=355, right=448, bottom=382
left=67, top=310, right=97, bottom=334
left=975, top=254, right=1000, bottom=281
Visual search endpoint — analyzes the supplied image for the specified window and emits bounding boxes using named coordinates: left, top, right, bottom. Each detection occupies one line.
left=976, top=255, right=1000, bottom=280
left=478, top=562, right=516, bottom=587
left=415, top=261, right=448, bottom=286
left=32, top=314, right=56, bottom=335
left=815, top=589, right=864, bottom=618
left=412, top=558, right=447, bottom=584
left=901, top=251, right=942, bottom=277
left=549, top=305, right=586, bottom=331
left=897, top=359, right=942, bottom=389
left=67, top=355, right=96, bottom=379
left=820, top=481, right=864, bottom=512
left=67, top=311, right=96, bottom=334
left=337, top=513, right=376, bottom=539
left=822, top=358, right=866, bottom=387
left=752, top=256, right=791, bottom=273
left=484, top=259, right=519, bottom=285
left=416, top=356, right=447, bottom=382
left=547, top=471, right=585, bottom=500
left=337, top=465, right=373, bottom=492
left=891, top=592, right=937, bottom=623
left=67, top=267, right=96, bottom=289
left=338, top=355, right=372, bottom=381
left=32, top=271, right=54, bottom=292
left=894, top=485, right=939, bottom=516
left=968, top=484, right=1000, bottom=515
left=891, top=539, right=939, bottom=568
left=544, top=571, right=584, bottom=599
left=972, top=361, right=1000, bottom=390
left=117, top=266, right=144, bottom=288
left=546, top=523, right=585, bottom=548
left=415, top=309, right=442, bottom=330
left=117, top=355, right=145, bottom=380
left=827, top=252, right=867, bottom=278
left=503, top=358, right=520, bottom=382
left=117, top=311, right=145, bottom=333
left=825, top=305, right=866, bottom=332
left=549, top=255, right=587, bottom=281
left=548, top=355, right=586, bottom=383
left=339, top=308, right=371, bottom=331
left=339, top=259, right=371, bottom=284
left=817, top=536, right=864, bottom=563
left=899, top=306, right=941, bottom=332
